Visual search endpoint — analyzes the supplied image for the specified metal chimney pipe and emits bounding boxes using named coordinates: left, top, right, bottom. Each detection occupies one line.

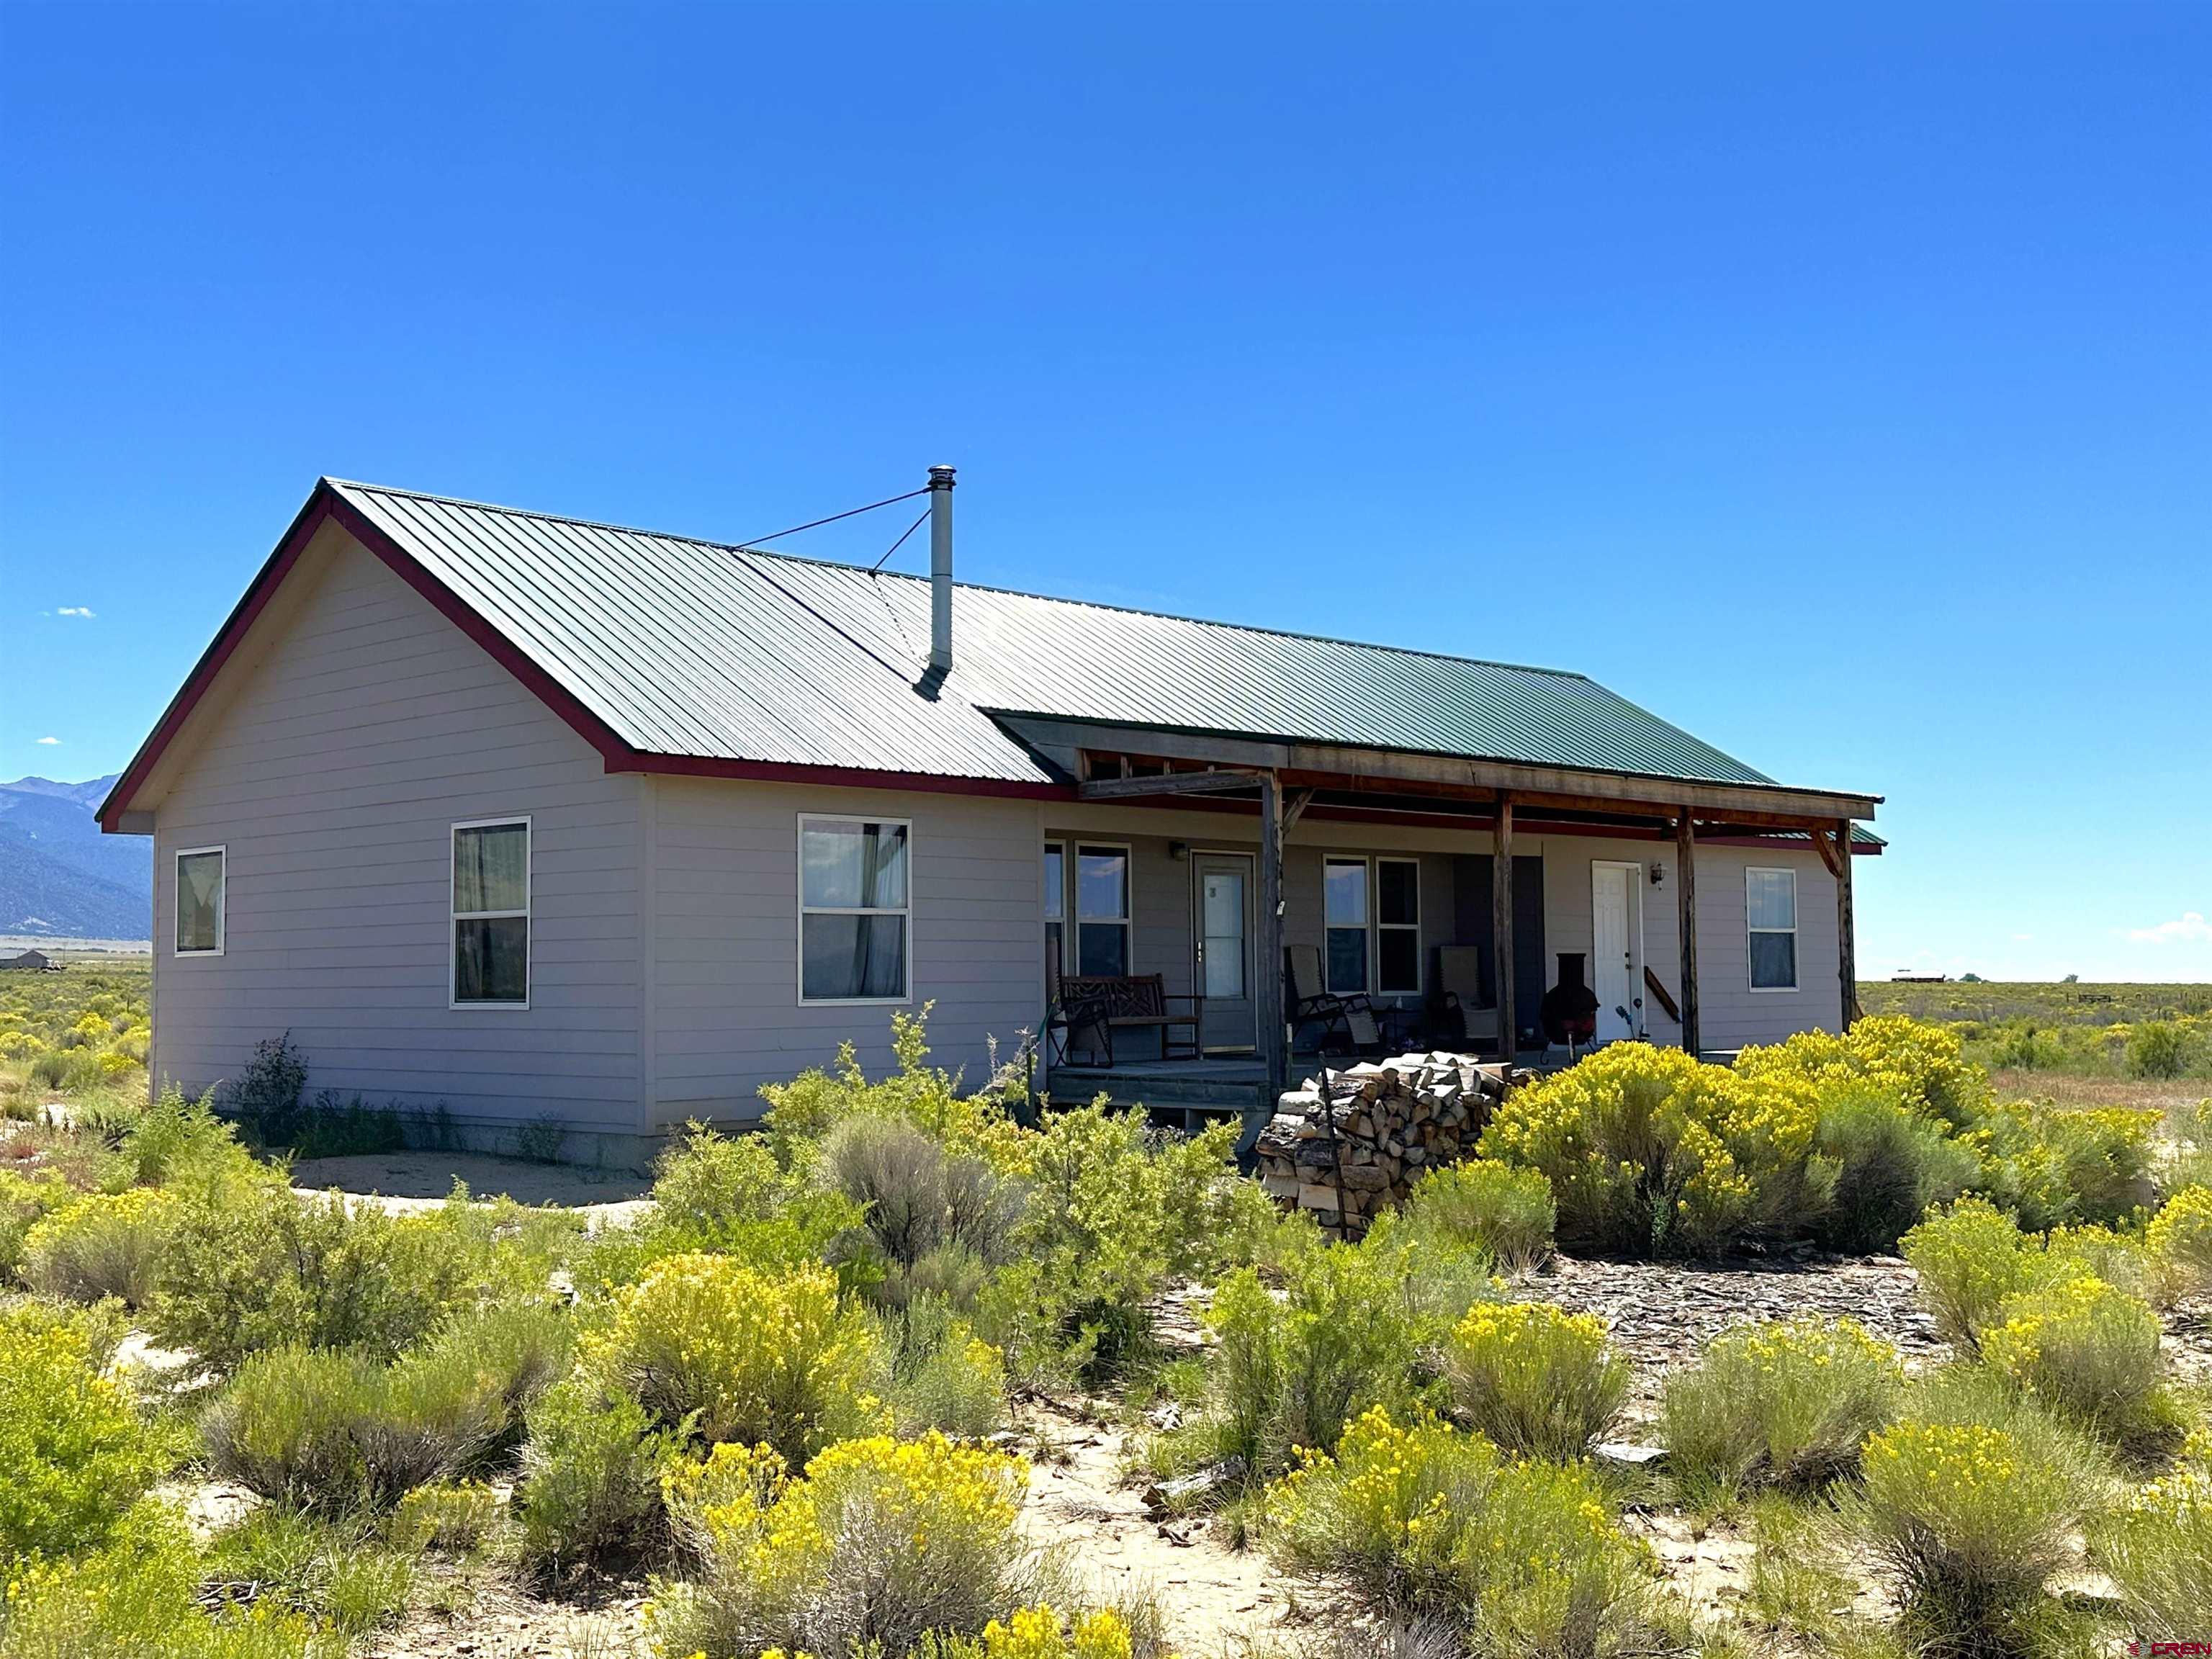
left=927, top=464, right=956, bottom=671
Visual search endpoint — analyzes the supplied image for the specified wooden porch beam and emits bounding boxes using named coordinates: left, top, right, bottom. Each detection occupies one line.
left=995, top=716, right=1881, bottom=823
left=1257, top=771, right=1287, bottom=1110
left=1282, top=787, right=1315, bottom=832
left=1493, top=796, right=1516, bottom=1064
left=1835, top=816, right=1861, bottom=1030
left=1077, top=769, right=1262, bottom=800
left=1809, top=824, right=1848, bottom=879
left=1676, top=811, right=1701, bottom=1058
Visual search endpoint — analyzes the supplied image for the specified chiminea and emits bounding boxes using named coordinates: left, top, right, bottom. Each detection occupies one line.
left=1539, top=952, right=1601, bottom=1047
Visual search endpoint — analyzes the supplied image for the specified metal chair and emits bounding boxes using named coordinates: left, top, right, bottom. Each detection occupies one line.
left=1283, top=945, right=1382, bottom=1056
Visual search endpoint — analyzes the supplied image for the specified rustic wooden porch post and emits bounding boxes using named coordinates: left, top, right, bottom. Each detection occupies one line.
left=1835, top=818, right=1861, bottom=1030
left=1676, top=811, right=1701, bottom=1057
left=1258, top=770, right=1287, bottom=1106
left=1493, top=796, right=1515, bottom=1062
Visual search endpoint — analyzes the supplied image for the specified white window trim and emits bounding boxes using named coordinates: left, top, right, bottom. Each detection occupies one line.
left=1746, top=865, right=1799, bottom=994
left=1071, top=841, right=1133, bottom=978
left=451, top=815, right=531, bottom=1012
left=1323, top=853, right=1373, bottom=996
left=174, top=844, right=226, bottom=958
left=1375, top=856, right=1421, bottom=997
left=797, top=813, right=914, bottom=1007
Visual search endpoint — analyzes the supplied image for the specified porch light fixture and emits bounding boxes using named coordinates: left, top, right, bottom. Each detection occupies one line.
left=1169, top=841, right=1190, bottom=861
left=1650, top=860, right=1665, bottom=886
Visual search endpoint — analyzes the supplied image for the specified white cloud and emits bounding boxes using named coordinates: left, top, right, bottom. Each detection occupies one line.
left=2126, top=911, right=2212, bottom=945
left=2011, top=932, right=2033, bottom=943
left=56, top=606, right=94, bottom=618
left=35, top=736, right=59, bottom=745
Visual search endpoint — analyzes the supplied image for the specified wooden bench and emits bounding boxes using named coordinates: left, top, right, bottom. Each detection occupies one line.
left=1058, top=973, right=1205, bottom=1066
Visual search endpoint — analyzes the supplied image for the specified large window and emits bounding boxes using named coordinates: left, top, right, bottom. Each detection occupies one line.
left=452, top=819, right=529, bottom=1006
left=799, top=817, right=911, bottom=1002
left=1324, top=857, right=1370, bottom=994
left=1747, top=867, right=1798, bottom=992
left=1075, top=845, right=1130, bottom=976
left=175, top=846, right=225, bottom=956
left=1043, top=842, right=1065, bottom=977
left=1377, top=858, right=1421, bottom=996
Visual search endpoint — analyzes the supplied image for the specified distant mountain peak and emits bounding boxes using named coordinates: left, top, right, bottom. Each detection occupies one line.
left=0, top=774, right=120, bottom=808
left=0, top=773, right=148, bottom=940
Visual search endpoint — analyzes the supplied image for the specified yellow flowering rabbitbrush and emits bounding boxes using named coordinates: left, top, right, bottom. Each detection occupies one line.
left=1978, top=1273, right=2168, bottom=1441
left=655, top=1431, right=1032, bottom=1658
left=1659, top=1315, right=1902, bottom=1493
left=2147, top=1184, right=2212, bottom=1301
left=1442, top=1301, right=1627, bottom=1460
left=602, top=1253, right=888, bottom=1460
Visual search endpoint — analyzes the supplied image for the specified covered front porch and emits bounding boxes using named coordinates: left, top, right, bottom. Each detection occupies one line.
left=1017, top=714, right=1881, bottom=1121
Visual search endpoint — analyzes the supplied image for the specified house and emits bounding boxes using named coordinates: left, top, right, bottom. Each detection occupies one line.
left=1, top=948, right=56, bottom=971
left=100, top=472, right=1881, bottom=1165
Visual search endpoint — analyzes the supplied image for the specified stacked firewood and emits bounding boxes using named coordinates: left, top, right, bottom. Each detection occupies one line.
left=1253, top=1053, right=1529, bottom=1238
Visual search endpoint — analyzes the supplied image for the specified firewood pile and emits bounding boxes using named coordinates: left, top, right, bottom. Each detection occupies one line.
left=1253, top=1053, right=1531, bottom=1238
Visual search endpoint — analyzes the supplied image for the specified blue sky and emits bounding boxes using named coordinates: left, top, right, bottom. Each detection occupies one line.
left=4, top=3, right=2207, bottom=980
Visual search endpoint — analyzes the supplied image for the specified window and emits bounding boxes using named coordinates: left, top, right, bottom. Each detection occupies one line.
left=1747, top=867, right=1797, bottom=991
left=175, top=846, right=225, bottom=956
left=1324, top=857, right=1370, bottom=994
left=1043, top=842, right=1065, bottom=976
left=1075, top=845, right=1130, bottom=976
left=799, top=817, right=910, bottom=1002
left=453, top=819, right=529, bottom=1005
left=1377, top=858, right=1421, bottom=995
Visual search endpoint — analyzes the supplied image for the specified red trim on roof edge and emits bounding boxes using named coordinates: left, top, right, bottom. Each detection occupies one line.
left=608, top=751, right=1074, bottom=800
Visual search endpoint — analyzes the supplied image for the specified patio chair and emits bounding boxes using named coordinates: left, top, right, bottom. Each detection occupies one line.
left=1283, top=945, right=1382, bottom=1056
left=1435, top=945, right=1502, bottom=1056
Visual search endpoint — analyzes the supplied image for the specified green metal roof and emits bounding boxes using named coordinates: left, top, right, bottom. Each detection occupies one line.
left=331, top=480, right=1866, bottom=800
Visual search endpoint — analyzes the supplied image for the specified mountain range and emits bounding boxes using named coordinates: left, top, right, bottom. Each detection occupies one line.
left=0, top=774, right=152, bottom=940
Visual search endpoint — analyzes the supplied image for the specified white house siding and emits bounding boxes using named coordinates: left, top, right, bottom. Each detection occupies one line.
left=647, top=778, right=1043, bottom=1125
left=148, top=530, right=647, bottom=1144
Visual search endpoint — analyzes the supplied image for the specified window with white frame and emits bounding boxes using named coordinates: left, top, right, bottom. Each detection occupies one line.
left=1043, top=842, right=1065, bottom=977
left=1747, top=867, right=1797, bottom=991
left=1074, top=845, right=1129, bottom=976
left=452, top=819, right=529, bottom=1005
left=1377, top=858, right=1421, bottom=995
left=799, top=817, right=910, bottom=1002
left=1324, top=856, right=1370, bottom=994
left=175, top=846, right=225, bottom=956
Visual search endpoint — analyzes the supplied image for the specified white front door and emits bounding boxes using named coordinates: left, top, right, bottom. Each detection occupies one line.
left=1591, top=862, right=1642, bottom=1041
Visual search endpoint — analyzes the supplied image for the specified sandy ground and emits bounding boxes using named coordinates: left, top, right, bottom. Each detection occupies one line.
left=289, top=1150, right=652, bottom=1227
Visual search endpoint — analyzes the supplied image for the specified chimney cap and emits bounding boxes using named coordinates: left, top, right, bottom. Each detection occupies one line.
left=927, top=464, right=957, bottom=487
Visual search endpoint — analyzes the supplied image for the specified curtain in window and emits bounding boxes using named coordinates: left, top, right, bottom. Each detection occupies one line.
left=456, top=917, right=529, bottom=1002
left=802, top=914, right=908, bottom=999
left=454, top=824, right=528, bottom=913
left=177, top=853, right=222, bottom=951
left=801, top=822, right=909, bottom=909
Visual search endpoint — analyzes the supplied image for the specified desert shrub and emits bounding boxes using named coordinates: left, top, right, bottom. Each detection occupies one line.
left=2092, top=1439, right=2212, bottom=1637
left=513, top=1375, right=674, bottom=1575
left=824, top=1112, right=1022, bottom=1291
left=1658, top=1316, right=1902, bottom=1495
left=0, top=1308, right=165, bottom=1560
left=223, top=1030, right=310, bottom=1142
left=2126, top=1019, right=2193, bottom=1079
left=1265, top=1406, right=1656, bottom=1658
left=1400, top=1159, right=1555, bottom=1271
left=1809, top=1085, right=1979, bottom=1253
left=1440, top=1301, right=1627, bottom=1460
left=1978, top=1274, right=2173, bottom=1446
left=655, top=1432, right=1033, bottom=1659
left=1969, top=1102, right=2162, bottom=1231
left=118, top=1085, right=233, bottom=1184
left=598, top=1252, right=886, bottom=1458
left=1169, top=1227, right=1498, bottom=1482
left=291, top=1091, right=406, bottom=1159
left=20, top=1185, right=176, bottom=1305
left=2146, top=1184, right=2212, bottom=1303
left=28, top=1048, right=101, bottom=1092
left=0, top=1501, right=325, bottom=1659
left=201, top=1504, right=418, bottom=1640
left=1001, top=1105, right=1255, bottom=1377
left=884, top=1295, right=1007, bottom=1439
left=1851, top=1419, right=2082, bottom=1647
left=0, top=1168, right=78, bottom=1282
left=204, top=1305, right=569, bottom=1506
left=388, top=1480, right=502, bottom=1553
left=150, top=1159, right=560, bottom=1371
left=759, top=1007, right=1027, bottom=1170
left=1477, top=1043, right=1830, bottom=1257
left=1900, top=1198, right=2045, bottom=1348
left=928, top=1604, right=1138, bottom=1659
left=1737, top=1016, right=1990, bottom=1131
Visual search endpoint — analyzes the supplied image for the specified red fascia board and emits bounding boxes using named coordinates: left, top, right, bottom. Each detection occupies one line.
left=610, top=750, right=1074, bottom=801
